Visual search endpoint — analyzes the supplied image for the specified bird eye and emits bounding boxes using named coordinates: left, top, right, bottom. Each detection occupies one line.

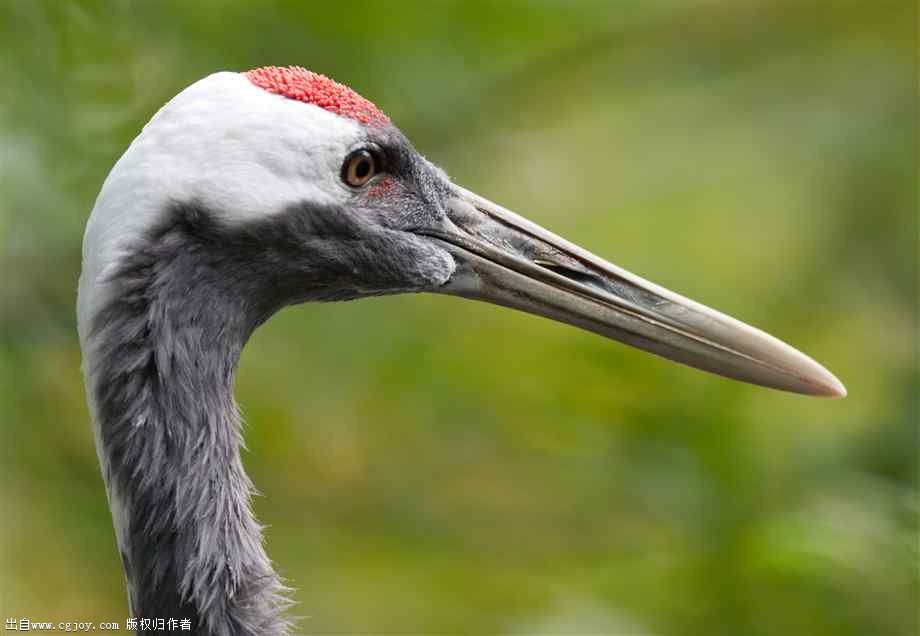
left=342, top=149, right=379, bottom=188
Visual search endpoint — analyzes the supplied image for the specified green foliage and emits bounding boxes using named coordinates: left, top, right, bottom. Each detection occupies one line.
left=1, top=1, right=916, bottom=633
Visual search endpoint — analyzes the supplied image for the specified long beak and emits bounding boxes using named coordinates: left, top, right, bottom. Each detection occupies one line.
left=421, top=186, right=846, bottom=398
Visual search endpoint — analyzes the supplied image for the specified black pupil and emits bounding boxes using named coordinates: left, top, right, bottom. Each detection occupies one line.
left=355, top=157, right=371, bottom=179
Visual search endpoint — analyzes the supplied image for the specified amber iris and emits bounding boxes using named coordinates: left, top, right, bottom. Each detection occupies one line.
left=342, top=149, right=377, bottom=187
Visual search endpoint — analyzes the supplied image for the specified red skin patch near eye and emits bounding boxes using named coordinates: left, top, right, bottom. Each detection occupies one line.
left=367, top=177, right=399, bottom=198
left=244, top=66, right=390, bottom=127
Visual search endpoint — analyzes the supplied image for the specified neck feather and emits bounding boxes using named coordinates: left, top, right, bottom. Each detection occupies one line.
left=84, top=210, right=292, bottom=636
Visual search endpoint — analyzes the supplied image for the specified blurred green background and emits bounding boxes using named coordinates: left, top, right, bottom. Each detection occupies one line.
left=1, top=1, right=917, bottom=634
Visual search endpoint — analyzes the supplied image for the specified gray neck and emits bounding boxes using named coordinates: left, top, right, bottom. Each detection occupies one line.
left=85, top=213, right=291, bottom=635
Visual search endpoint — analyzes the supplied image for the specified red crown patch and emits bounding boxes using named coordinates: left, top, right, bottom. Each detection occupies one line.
left=244, top=66, right=390, bottom=127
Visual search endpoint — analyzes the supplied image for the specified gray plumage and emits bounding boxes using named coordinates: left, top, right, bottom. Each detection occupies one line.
left=86, top=187, right=452, bottom=634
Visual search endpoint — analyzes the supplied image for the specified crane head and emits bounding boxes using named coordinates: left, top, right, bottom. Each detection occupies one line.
left=79, top=66, right=845, bottom=397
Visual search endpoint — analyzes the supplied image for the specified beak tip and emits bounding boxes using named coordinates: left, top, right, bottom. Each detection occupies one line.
left=821, top=376, right=848, bottom=399
left=809, top=368, right=847, bottom=399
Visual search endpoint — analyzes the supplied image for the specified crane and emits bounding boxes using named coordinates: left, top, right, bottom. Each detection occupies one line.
left=77, top=66, right=845, bottom=635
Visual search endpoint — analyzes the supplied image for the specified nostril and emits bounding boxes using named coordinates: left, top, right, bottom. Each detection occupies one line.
left=533, top=259, right=606, bottom=290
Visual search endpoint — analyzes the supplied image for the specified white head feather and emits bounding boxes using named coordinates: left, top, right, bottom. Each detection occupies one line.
left=78, top=71, right=364, bottom=345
